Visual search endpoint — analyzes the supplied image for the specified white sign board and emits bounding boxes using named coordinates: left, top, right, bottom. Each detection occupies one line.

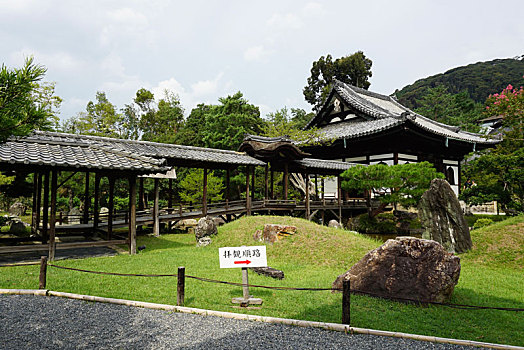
left=219, top=246, right=267, bottom=268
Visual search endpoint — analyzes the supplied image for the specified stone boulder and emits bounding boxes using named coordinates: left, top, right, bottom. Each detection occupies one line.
left=194, top=216, right=218, bottom=240
left=418, top=178, right=472, bottom=253
left=196, top=237, right=212, bottom=247
left=328, top=220, right=342, bottom=229
left=213, top=216, right=226, bottom=227
left=9, top=202, right=26, bottom=217
left=333, top=237, right=460, bottom=303
left=259, top=224, right=296, bottom=244
left=67, top=207, right=81, bottom=224
left=9, top=219, right=28, bottom=234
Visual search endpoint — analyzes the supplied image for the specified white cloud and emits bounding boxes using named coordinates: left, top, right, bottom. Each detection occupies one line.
left=107, top=7, right=148, bottom=26
left=266, top=12, right=303, bottom=30
left=191, top=72, right=224, bottom=97
left=9, top=48, right=84, bottom=73
left=301, top=2, right=327, bottom=18
left=244, top=45, right=273, bottom=62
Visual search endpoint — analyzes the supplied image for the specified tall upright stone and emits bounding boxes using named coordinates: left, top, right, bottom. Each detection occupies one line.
left=418, top=178, right=472, bottom=254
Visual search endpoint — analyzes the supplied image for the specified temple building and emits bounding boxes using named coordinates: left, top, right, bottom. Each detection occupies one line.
left=301, top=80, right=501, bottom=195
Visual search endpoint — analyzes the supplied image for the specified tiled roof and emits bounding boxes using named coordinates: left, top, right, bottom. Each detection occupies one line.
left=0, top=138, right=168, bottom=173
left=311, top=81, right=501, bottom=145
left=27, top=131, right=266, bottom=167
left=293, top=158, right=360, bottom=171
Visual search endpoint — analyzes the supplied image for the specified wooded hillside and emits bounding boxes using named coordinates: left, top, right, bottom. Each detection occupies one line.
left=394, top=56, right=524, bottom=109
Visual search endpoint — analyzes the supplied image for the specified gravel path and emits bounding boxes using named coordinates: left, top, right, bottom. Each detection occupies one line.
left=0, top=295, right=484, bottom=350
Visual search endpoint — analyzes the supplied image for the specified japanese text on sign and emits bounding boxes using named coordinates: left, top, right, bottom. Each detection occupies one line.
left=219, top=246, right=267, bottom=268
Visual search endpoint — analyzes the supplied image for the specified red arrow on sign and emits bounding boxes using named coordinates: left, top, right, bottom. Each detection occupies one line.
left=234, top=260, right=251, bottom=265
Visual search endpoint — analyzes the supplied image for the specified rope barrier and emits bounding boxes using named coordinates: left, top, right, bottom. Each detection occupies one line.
left=0, top=262, right=40, bottom=268
left=45, top=263, right=524, bottom=312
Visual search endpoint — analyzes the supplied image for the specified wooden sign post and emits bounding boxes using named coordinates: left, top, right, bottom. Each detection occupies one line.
left=219, top=245, right=267, bottom=307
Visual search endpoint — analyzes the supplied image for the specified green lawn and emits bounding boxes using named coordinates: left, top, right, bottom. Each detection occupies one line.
left=1, top=215, right=523, bottom=346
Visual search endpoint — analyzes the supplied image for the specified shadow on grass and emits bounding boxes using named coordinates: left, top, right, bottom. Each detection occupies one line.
left=136, top=235, right=194, bottom=252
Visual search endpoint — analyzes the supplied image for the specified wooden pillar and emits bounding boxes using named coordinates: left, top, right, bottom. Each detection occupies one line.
left=168, top=178, right=173, bottom=209
left=107, top=177, right=115, bottom=241
left=225, top=168, right=231, bottom=203
left=31, top=172, right=39, bottom=235
left=458, top=161, right=462, bottom=194
left=83, top=172, right=90, bottom=224
left=139, top=177, right=145, bottom=211
left=283, top=163, right=289, bottom=200
left=264, top=164, right=269, bottom=200
left=321, top=178, right=325, bottom=200
left=314, top=174, right=319, bottom=199
left=153, top=178, right=160, bottom=236
left=246, top=166, right=251, bottom=216
left=305, top=173, right=310, bottom=220
left=202, top=168, right=208, bottom=217
left=128, top=176, right=137, bottom=255
left=93, top=173, right=101, bottom=234
left=337, top=176, right=342, bottom=224
left=48, top=170, right=57, bottom=261
left=251, top=166, right=255, bottom=201
left=42, top=171, right=50, bottom=243
left=35, top=173, right=42, bottom=239
left=270, top=165, right=274, bottom=199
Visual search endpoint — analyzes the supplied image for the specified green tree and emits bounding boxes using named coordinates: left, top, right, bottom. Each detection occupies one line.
left=414, top=86, right=482, bottom=132
left=461, top=84, right=524, bottom=214
left=0, top=57, right=59, bottom=142
left=176, top=92, right=264, bottom=150
left=139, top=90, right=184, bottom=143
left=341, top=162, right=443, bottom=217
left=303, top=51, right=373, bottom=111
left=178, top=168, right=225, bottom=203
left=64, top=91, right=124, bottom=138
left=263, top=107, right=323, bottom=146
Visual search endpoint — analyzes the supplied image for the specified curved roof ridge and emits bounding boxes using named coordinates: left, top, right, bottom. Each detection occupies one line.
left=33, top=130, right=251, bottom=156
left=333, top=80, right=391, bottom=118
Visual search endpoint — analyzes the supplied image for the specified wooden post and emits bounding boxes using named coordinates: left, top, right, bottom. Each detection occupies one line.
left=314, top=174, right=318, bottom=199
left=225, top=168, right=231, bottom=203
left=107, top=177, right=115, bottom=241
left=305, top=173, right=310, bottom=220
left=129, top=176, right=137, bottom=255
left=36, top=173, right=42, bottom=239
left=337, top=176, right=342, bottom=225
left=39, top=256, right=48, bottom=289
left=264, top=164, right=269, bottom=200
left=139, top=177, right=145, bottom=211
left=270, top=165, right=274, bottom=200
left=202, top=168, right=208, bottom=217
left=31, top=172, right=38, bottom=235
left=48, top=170, right=57, bottom=261
left=153, top=178, right=160, bottom=236
left=83, top=172, right=90, bottom=224
left=342, top=278, right=351, bottom=325
left=168, top=178, right=173, bottom=209
left=246, top=167, right=251, bottom=216
left=93, top=173, right=100, bottom=234
left=283, top=163, right=289, bottom=201
left=251, top=166, right=255, bottom=201
left=177, top=266, right=185, bottom=306
left=42, top=171, right=50, bottom=243
left=321, top=178, right=325, bottom=200
left=242, top=267, right=249, bottom=300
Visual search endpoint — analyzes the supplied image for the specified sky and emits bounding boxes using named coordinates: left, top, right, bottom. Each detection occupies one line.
left=1, top=0, right=523, bottom=122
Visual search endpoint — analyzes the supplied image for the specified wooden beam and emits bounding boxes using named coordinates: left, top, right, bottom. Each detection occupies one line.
left=48, top=170, right=58, bottom=261
left=107, top=176, right=115, bottom=241
left=314, top=174, right=318, bottom=200
left=31, top=172, right=38, bottom=235
left=42, top=171, right=50, bottom=243
left=83, top=172, right=90, bottom=224
left=202, top=168, right=208, bottom=217
left=129, top=176, right=137, bottom=255
left=337, top=176, right=342, bottom=225
left=153, top=178, right=160, bottom=236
